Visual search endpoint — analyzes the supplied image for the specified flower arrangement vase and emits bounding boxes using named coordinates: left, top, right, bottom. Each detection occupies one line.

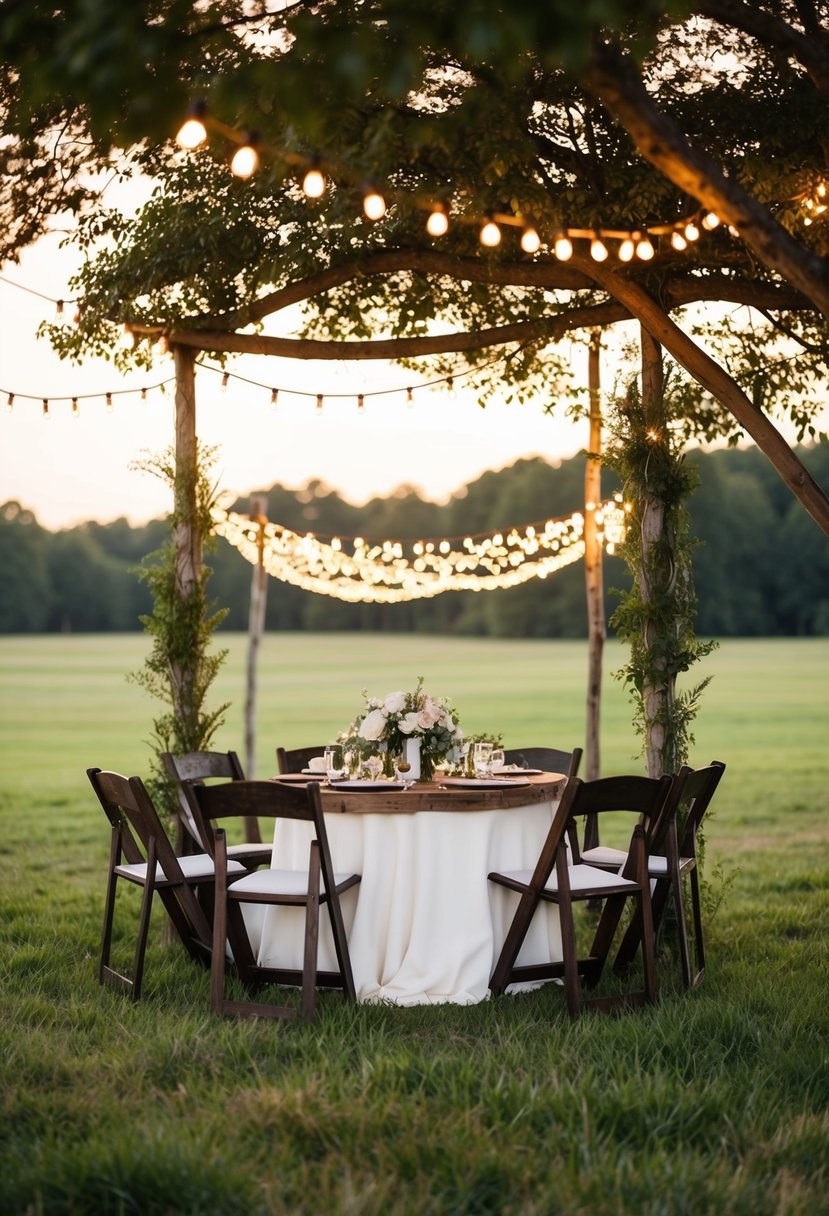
left=405, top=737, right=422, bottom=781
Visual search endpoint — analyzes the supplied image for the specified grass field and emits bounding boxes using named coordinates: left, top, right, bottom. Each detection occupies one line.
left=1, top=633, right=828, bottom=1215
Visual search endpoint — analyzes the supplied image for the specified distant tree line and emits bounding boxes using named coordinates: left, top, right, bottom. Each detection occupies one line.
left=2, top=444, right=828, bottom=638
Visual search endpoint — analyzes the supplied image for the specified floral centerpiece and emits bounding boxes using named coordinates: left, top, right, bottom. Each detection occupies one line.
left=341, top=677, right=464, bottom=781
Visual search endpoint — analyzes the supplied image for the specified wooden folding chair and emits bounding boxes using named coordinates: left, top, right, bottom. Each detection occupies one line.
left=192, top=779, right=360, bottom=1023
left=489, top=773, right=673, bottom=1018
left=162, top=749, right=272, bottom=869
left=276, top=745, right=326, bottom=774
left=502, top=746, right=583, bottom=777
left=611, top=761, right=726, bottom=988
left=87, top=767, right=245, bottom=1001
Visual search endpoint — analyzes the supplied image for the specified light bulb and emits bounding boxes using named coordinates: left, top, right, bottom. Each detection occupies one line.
left=357, top=394, right=365, bottom=413
left=363, top=188, right=386, bottom=220
left=71, top=398, right=79, bottom=418
left=302, top=167, right=325, bottom=198
left=520, top=226, right=540, bottom=254
left=221, top=372, right=230, bottom=392
left=406, top=387, right=414, bottom=406
left=684, top=221, right=700, bottom=242
left=480, top=219, right=501, bottom=247
left=590, top=234, right=609, bottom=262
left=5, top=393, right=13, bottom=412
left=618, top=236, right=635, bottom=262
left=446, top=376, right=457, bottom=399
left=670, top=229, right=688, bottom=251
left=426, top=205, right=449, bottom=237
left=270, top=388, right=278, bottom=408
left=177, top=117, right=207, bottom=150
left=701, top=211, right=720, bottom=230
left=105, top=392, right=113, bottom=412
left=316, top=393, right=324, bottom=413
left=635, top=232, right=655, bottom=260
left=553, top=232, right=573, bottom=260
left=42, top=399, right=50, bottom=419
left=230, top=138, right=259, bottom=179
left=119, top=323, right=135, bottom=350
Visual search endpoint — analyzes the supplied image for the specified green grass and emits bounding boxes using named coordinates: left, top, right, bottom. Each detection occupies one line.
left=1, top=634, right=828, bottom=1215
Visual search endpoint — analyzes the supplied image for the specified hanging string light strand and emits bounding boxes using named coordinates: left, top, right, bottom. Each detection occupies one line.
left=212, top=497, right=629, bottom=604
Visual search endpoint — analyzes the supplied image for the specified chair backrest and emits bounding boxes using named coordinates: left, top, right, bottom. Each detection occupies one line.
left=192, top=779, right=338, bottom=885
left=565, top=772, right=674, bottom=868
left=663, top=760, right=726, bottom=857
left=87, top=766, right=212, bottom=944
left=276, top=745, right=326, bottom=774
left=162, top=750, right=248, bottom=850
left=503, top=746, right=582, bottom=777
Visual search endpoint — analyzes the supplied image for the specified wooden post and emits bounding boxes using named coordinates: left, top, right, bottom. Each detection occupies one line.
left=584, top=331, right=605, bottom=780
left=172, top=345, right=200, bottom=740
left=244, top=494, right=269, bottom=779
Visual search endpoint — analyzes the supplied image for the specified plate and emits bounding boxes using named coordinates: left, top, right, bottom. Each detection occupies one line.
left=302, top=768, right=328, bottom=776
left=490, top=766, right=544, bottom=777
left=439, top=776, right=531, bottom=789
left=329, top=779, right=406, bottom=791
left=272, top=772, right=322, bottom=782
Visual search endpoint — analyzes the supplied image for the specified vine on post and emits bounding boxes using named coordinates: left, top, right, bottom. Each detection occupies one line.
left=128, top=443, right=229, bottom=822
left=608, top=371, right=716, bottom=778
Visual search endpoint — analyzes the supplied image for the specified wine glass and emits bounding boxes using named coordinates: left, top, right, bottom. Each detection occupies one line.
left=365, top=753, right=383, bottom=782
left=394, top=754, right=413, bottom=789
left=323, top=743, right=344, bottom=783
left=489, top=747, right=505, bottom=775
left=473, top=741, right=493, bottom=778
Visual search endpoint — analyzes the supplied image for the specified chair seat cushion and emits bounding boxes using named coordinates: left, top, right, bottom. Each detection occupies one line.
left=116, top=854, right=246, bottom=883
left=228, top=867, right=358, bottom=898
left=646, top=854, right=694, bottom=875
left=226, top=842, right=273, bottom=860
left=581, top=845, right=627, bottom=867
left=494, top=862, right=639, bottom=894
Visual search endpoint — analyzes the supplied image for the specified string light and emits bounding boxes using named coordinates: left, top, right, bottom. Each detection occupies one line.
left=221, top=372, right=230, bottom=391
left=105, top=392, right=113, bottom=412
left=42, top=399, right=49, bottom=419
left=618, top=236, right=635, bottom=262
left=357, top=393, right=365, bottom=413
left=684, top=220, right=700, bottom=242
left=230, top=134, right=260, bottom=179
left=5, top=393, right=13, bottom=413
left=71, top=397, right=79, bottom=418
left=406, top=387, right=414, bottom=406
left=670, top=229, right=688, bottom=251
left=479, top=218, right=501, bottom=247
left=635, top=232, right=655, bottom=260
left=520, top=226, right=541, bottom=254
left=176, top=101, right=208, bottom=150
left=362, top=185, right=387, bottom=221
left=426, top=203, right=450, bottom=237
left=446, top=376, right=456, bottom=399
left=590, top=234, right=609, bottom=262
left=302, top=165, right=326, bottom=199
left=211, top=499, right=627, bottom=604
left=270, top=387, right=278, bottom=407
left=553, top=232, right=573, bottom=261
left=701, top=211, right=720, bottom=231
left=316, top=392, right=324, bottom=413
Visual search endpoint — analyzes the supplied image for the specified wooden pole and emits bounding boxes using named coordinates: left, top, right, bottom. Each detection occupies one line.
left=172, top=345, right=200, bottom=745
left=584, top=331, right=605, bottom=781
left=244, top=494, right=269, bottom=779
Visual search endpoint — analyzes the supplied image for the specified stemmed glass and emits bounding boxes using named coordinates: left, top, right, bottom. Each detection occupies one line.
left=473, top=741, right=493, bottom=778
left=365, top=753, right=383, bottom=782
left=323, top=743, right=344, bottom=784
left=489, top=747, right=505, bottom=775
left=394, top=755, right=414, bottom=790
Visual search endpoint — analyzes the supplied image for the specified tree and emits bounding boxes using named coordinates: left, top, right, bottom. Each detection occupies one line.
left=9, top=3, right=829, bottom=773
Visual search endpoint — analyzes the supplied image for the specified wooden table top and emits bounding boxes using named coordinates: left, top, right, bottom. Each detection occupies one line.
left=313, top=771, right=568, bottom=815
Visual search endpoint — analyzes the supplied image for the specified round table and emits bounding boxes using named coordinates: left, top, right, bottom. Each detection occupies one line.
left=252, top=772, right=568, bottom=1006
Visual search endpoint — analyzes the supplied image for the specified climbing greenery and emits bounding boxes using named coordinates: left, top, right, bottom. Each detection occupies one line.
left=128, top=443, right=228, bottom=819
left=608, top=383, right=717, bottom=777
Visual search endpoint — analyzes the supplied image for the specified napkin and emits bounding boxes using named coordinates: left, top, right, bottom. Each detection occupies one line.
left=307, top=756, right=327, bottom=772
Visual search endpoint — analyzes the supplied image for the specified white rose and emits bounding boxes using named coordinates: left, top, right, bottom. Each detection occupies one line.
left=359, top=708, right=387, bottom=741
left=383, top=690, right=407, bottom=714
left=399, top=711, right=422, bottom=735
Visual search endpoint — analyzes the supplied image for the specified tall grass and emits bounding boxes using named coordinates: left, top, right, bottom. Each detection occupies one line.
left=1, top=634, right=827, bottom=1215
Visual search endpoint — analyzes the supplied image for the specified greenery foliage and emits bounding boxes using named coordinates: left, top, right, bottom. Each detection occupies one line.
left=608, top=385, right=717, bottom=773
left=127, top=445, right=228, bottom=813
left=2, top=445, right=828, bottom=641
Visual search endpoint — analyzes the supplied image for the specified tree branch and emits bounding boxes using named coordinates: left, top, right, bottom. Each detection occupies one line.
left=698, top=0, right=829, bottom=94
left=583, top=38, right=829, bottom=321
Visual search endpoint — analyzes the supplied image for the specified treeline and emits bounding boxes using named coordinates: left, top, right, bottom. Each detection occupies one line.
left=2, top=444, right=828, bottom=637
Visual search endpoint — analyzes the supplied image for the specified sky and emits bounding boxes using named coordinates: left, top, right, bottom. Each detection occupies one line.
left=0, top=223, right=594, bottom=533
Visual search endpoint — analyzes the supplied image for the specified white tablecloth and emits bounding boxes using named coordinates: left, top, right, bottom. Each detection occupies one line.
left=247, top=799, right=563, bottom=1006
